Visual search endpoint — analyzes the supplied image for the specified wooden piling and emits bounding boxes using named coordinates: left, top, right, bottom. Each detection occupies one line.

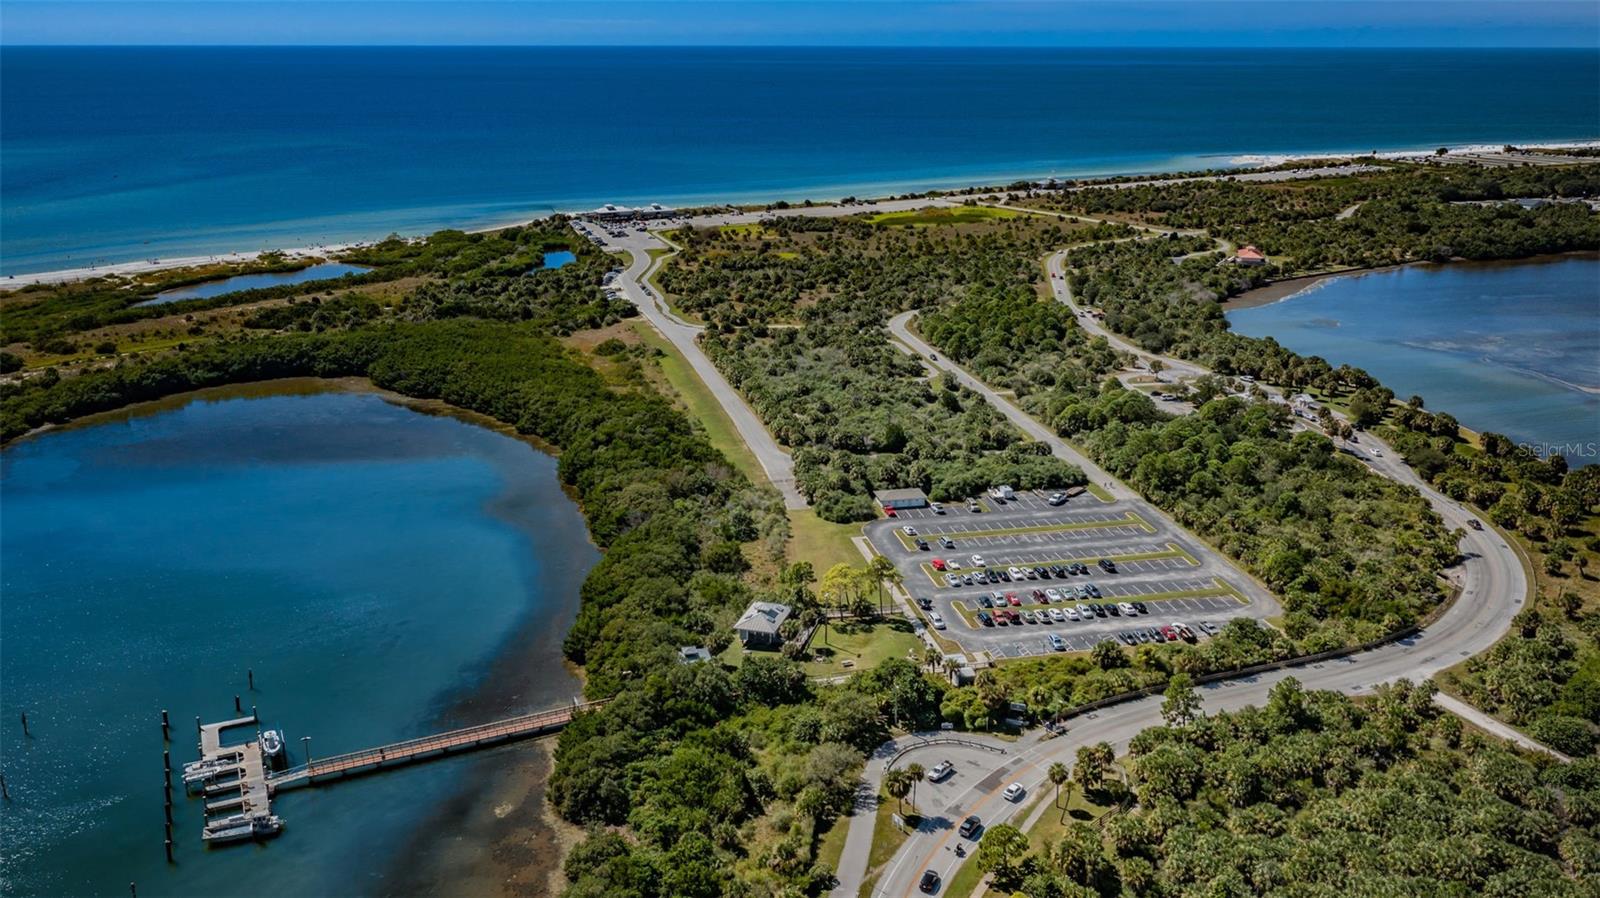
left=20, top=712, right=29, bottom=737
left=234, top=695, right=241, bottom=714
left=248, top=669, right=255, bottom=690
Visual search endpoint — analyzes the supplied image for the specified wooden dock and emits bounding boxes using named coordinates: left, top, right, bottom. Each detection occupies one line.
left=265, top=700, right=605, bottom=792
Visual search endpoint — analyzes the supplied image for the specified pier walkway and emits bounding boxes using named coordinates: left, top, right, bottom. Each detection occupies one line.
left=266, top=700, right=605, bottom=791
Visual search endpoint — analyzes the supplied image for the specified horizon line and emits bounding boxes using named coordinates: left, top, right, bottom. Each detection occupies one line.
left=5, top=43, right=1596, bottom=49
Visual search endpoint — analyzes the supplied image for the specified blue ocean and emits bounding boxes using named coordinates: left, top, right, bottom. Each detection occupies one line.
left=3, top=46, right=1597, bottom=273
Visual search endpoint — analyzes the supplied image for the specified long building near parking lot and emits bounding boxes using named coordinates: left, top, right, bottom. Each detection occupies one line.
left=873, top=487, right=929, bottom=510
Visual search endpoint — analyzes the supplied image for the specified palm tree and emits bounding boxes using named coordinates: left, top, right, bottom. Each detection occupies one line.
left=922, top=647, right=942, bottom=673
left=942, top=656, right=963, bottom=683
left=1048, top=762, right=1070, bottom=818
left=868, top=555, right=896, bottom=616
left=884, top=768, right=913, bottom=814
left=905, top=763, right=926, bottom=812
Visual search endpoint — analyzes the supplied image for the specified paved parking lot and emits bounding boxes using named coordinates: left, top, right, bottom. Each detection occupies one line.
left=868, top=489, right=1271, bottom=658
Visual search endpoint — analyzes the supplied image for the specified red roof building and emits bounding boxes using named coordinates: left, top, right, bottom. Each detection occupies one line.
left=1234, top=245, right=1267, bottom=266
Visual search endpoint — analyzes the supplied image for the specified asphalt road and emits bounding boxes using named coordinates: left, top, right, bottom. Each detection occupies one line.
left=592, top=226, right=808, bottom=508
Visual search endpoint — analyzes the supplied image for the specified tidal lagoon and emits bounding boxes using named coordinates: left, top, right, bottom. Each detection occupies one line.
left=0, top=382, right=596, bottom=896
left=1228, top=256, right=1600, bottom=464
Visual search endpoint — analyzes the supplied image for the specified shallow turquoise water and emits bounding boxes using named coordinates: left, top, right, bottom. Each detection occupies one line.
left=1227, top=257, right=1600, bottom=464
left=142, top=262, right=374, bottom=305
left=0, top=385, right=595, bottom=896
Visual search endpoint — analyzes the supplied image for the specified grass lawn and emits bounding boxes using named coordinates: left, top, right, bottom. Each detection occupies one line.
left=940, top=781, right=1125, bottom=897
left=1085, top=483, right=1115, bottom=503
left=814, top=806, right=853, bottom=875
left=629, top=322, right=768, bottom=487
left=788, top=508, right=867, bottom=573
left=861, top=800, right=920, bottom=897
left=803, top=618, right=925, bottom=677
left=869, top=206, right=1019, bottom=227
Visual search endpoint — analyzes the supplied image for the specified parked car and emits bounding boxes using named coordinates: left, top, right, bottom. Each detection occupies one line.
left=929, top=612, right=946, bottom=630
left=1090, top=604, right=1107, bottom=618
left=940, top=536, right=956, bottom=549
left=1132, top=601, right=1149, bottom=614
left=1174, top=622, right=1196, bottom=641
left=978, top=594, right=994, bottom=608
left=1076, top=603, right=1094, bottom=619
left=1050, top=608, right=1066, bottom=622
left=885, top=507, right=897, bottom=517
left=977, top=611, right=994, bottom=627
left=1098, top=558, right=1117, bottom=573
left=1065, top=607, right=1081, bottom=621
left=970, top=555, right=986, bottom=567
left=944, top=574, right=959, bottom=588
left=959, top=815, right=983, bottom=839
left=967, top=501, right=981, bottom=513
left=916, top=596, right=933, bottom=610
left=928, top=760, right=955, bottom=781
left=915, top=539, right=930, bottom=550
left=1045, top=588, right=1063, bottom=602
left=930, top=502, right=945, bottom=514
left=1198, top=620, right=1219, bottom=636
left=947, top=559, right=963, bottom=571
left=1002, top=783, right=1026, bottom=802
left=1007, top=594, right=1021, bottom=606
left=1117, top=602, right=1137, bottom=616
left=901, top=525, right=918, bottom=536
left=1047, top=633, right=1067, bottom=651
left=1008, top=566, right=1025, bottom=580
left=1047, top=492, right=1067, bottom=506
left=931, top=558, right=946, bottom=571
left=1160, top=625, right=1180, bottom=642
left=1106, top=603, right=1121, bottom=617
left=1033, top=566, right=1050, bottom=579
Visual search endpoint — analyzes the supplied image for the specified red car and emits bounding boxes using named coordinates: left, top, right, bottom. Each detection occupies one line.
left=885, top=507, right=897, bottom=517
left=1160, top=625, right=1180, bottom=642
left=931, top=558, right=946, bottom=571
left=1006, top=593, right=1021, bottom=606
left=1031, top=589, right=1046, bottom=601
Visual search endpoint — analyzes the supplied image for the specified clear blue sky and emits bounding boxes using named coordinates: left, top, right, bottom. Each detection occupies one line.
left=3, top=1, right=1597, bottom=47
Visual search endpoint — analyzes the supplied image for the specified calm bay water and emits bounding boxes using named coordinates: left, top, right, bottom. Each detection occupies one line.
left=3, top=46, right=1597, bottom=273
left=0, top=384, right=595, bottom=896
left=1227, top=257, right=1600, bottom=464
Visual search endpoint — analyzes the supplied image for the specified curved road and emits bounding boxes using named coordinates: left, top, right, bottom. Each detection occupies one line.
left=849, top=276, right=1531, bottom=898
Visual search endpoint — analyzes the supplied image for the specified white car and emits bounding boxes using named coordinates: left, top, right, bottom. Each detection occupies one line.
left=1049, top=608, right=1066, bottom=622
left=1117, top=602, right=1137, bottom=616
left=930, top=502, right=946, bottom=514
left=1045, top=588, right=1063, bottom=602
left=970, top=555, right=986, bottom=568
left=1077, top=603, right=1094, bottom=619
left=929, top=612, right=946, bottom=630
left=945, top=574, right=960, bottom=587
left=901, top=525, right=918, bottom=536
left=1066, top=607, right=1081, bottom=621
left=928, top=760, right=955, bottom=781
left=1003, top=783, right=1026, bottom=802
left=1008, top=566, right=1025, bottom=580
left=947, top=560, right=963, bottom=571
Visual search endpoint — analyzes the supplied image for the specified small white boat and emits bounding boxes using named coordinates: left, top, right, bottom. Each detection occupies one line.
left=203, top=814, right=283, bottom=844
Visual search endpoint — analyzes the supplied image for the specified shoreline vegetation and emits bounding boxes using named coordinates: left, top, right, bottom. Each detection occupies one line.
left=4, top=157, right=1600, bottom=896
